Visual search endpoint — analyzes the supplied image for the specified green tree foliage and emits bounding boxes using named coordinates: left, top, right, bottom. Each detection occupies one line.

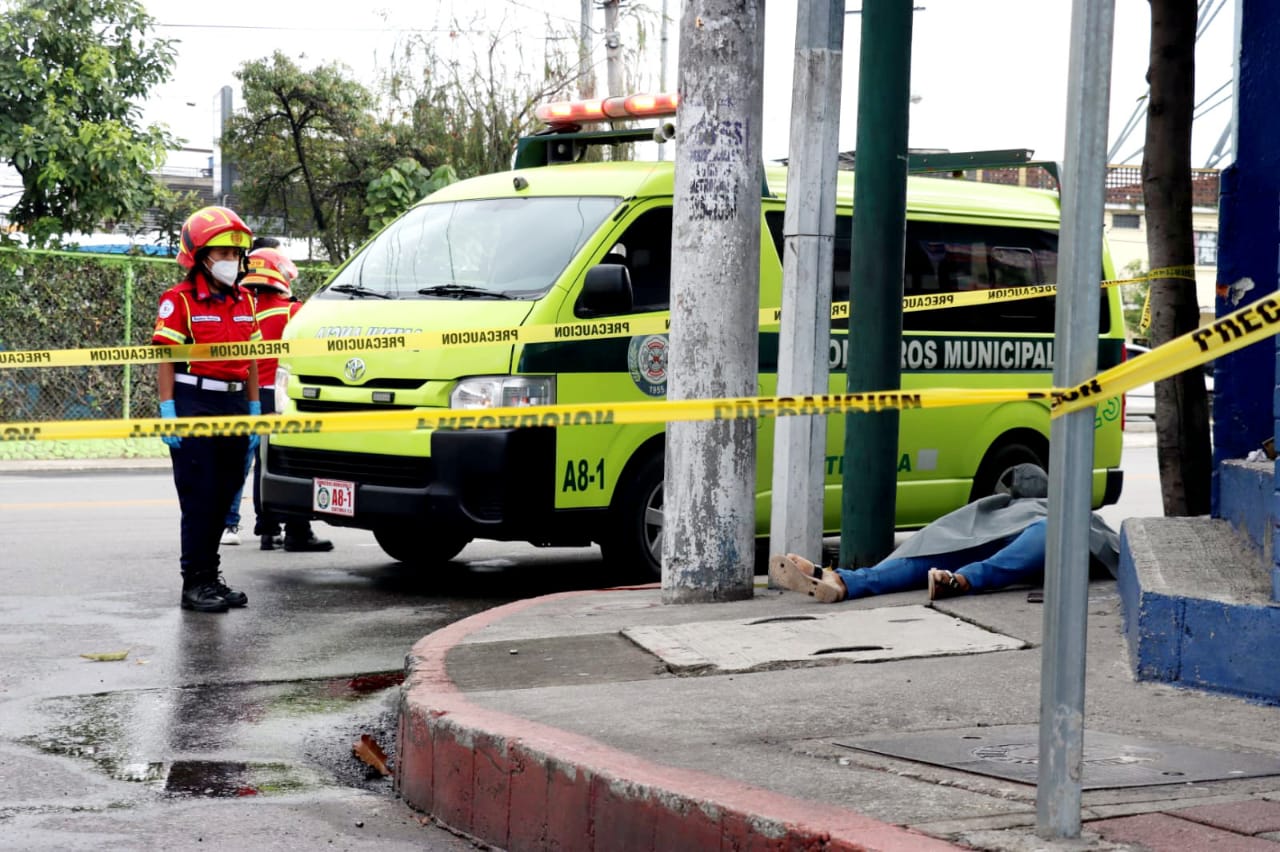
left=364, top=159, right=457, bottom=232
left=1119, top=259, right=1151, bottom=339
left=221, top=52, right=379, bottom=263
left=0, top=0, right=176, bottom=246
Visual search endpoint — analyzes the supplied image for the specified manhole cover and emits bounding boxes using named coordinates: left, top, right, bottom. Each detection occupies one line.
left=838, top=725, right=1280, bottom=789
left=623, top=605, right=1025, bottom=673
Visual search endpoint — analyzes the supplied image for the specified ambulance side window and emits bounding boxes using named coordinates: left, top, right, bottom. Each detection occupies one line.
left=903, top=222, right=1062, bottom=333
left=605, top=207, right=673, bottom=312
left=763, top=210, right=851, bottom=328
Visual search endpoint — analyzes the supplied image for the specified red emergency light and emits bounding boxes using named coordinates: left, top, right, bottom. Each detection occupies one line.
left=534, top=93, right=680, bottom=126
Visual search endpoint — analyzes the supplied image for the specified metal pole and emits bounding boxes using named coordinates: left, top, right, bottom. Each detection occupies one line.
left=122, top=264, right=133, bottom=420
left=658, top=0, right=670, bottom=162
left=663, top=0, right=765, bottom=604
left=1036, top=0, right=1114, bottom=837
left=659, top=0, right=670, bottom=91
left=604, top=0, right=624, bottom=99
left=580, top=0, right=596, bottom=100
left=769, top=0, right=845, bottom=572
left=840, top=0, right=912, bottom=569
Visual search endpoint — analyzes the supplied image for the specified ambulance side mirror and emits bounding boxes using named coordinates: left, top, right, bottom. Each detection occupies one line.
left=576, top=264, right=634, bottom=317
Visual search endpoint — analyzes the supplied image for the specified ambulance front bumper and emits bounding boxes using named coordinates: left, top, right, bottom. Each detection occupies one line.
left=261, top=427, right=557, bottom=535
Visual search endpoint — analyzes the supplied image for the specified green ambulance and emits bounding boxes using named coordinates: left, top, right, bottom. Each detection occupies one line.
left=260, top=94, right=1125, bottom=577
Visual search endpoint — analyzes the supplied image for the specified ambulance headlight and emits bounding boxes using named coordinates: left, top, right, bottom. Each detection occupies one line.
left=450, top=376, right=556, bottom=409
left=274, top=366, right=292, bottom=413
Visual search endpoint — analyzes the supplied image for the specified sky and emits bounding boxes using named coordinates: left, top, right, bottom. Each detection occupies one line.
left=141, top=0, right=1234, bottom=171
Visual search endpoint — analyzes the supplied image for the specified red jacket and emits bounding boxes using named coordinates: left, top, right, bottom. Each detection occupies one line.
left=252, top=290, right=301, bottom=387
left=152, top=272, right=260, bottom=381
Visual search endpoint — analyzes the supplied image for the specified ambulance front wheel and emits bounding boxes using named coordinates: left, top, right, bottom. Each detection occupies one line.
left=600, top=451, right=664, bottom=579
left=968, top=433, right=1049, bottom=502
left=374, top=526, right=470, bottom=566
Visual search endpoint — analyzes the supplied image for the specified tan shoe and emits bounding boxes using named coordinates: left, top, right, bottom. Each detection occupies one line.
left=927, top=568, right=971, bottom=600
left=768, top=554, right=846, bottom=603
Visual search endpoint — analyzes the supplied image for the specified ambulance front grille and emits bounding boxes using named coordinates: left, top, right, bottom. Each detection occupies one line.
left=268, top=446, right=431, bottom=489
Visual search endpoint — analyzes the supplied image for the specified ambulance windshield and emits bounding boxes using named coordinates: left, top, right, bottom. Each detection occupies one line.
left=320, top=196, right=621, bottom=300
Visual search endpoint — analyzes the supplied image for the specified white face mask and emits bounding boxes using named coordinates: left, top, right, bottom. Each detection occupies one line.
left=207, top=259, right=240, bottom=287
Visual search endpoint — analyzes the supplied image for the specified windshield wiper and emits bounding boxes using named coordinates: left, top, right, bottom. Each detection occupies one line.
left=329, top=284, right=392, bottom=299
left=416, top=284, right=514, bottom=300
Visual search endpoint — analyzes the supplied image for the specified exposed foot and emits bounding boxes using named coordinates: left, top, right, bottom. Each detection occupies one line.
left=768, top=553, right=846, bottom=603
left=927, top=568, right=971, bottom=601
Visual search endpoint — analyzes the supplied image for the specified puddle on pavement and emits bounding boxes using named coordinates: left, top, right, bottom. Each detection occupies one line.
left=20, top=671, right=404, bottom=798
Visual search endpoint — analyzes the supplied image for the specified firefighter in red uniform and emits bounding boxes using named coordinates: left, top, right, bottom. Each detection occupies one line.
left=153, top=206, right=262, bottom=613
left=239, top=242, right=333, bottom=552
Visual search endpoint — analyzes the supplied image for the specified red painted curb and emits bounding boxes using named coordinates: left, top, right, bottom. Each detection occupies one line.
left=397, top=587, right=961, bottom=851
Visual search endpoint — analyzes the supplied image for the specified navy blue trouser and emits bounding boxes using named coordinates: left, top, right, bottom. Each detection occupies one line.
left=248, top=391, right=312, bottom=538
left=169, top=383, right=249, bottom=581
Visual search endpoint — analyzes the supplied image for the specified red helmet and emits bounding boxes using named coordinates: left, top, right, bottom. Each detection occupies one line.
left=241, top=247, right=298, bottom=295
left=179, top=206, right=253, bottom=259
left=175, top=247, right=195, bottom=269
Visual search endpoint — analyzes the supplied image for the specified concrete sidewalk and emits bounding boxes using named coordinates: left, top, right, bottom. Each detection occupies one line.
left=397, top=578, right=1280, bottom=851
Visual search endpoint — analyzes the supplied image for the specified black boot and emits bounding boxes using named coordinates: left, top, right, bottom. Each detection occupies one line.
left=181, top=575, right=230, bottom=613
left=283, top=531, right=333, bottom=552
left=210, top=573, right=248, bottom=608
left=260, top=534, right=283, bottom=551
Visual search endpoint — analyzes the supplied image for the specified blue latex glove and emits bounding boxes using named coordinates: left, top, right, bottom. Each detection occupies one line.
left=247, top=400, right=261, bottom=454
left=158, top=399, right=181, bottom=449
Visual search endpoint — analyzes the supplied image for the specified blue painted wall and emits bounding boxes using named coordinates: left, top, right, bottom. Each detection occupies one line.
left=1213, top=0, right=1280, bottom=488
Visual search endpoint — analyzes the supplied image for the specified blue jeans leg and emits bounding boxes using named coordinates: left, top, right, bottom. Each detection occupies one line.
left=224, top=447, right=253, bottom=528
left=834, top=556, right=936, bottom=598
left=955, top=518, right=1047, bottom=592
left=832, top=534, right=1028, bottom=599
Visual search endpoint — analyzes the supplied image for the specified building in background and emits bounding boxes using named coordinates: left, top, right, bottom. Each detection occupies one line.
left=1102, top=164, right=1219, bottom=327
left=939, top=162, right=1220, bottom=334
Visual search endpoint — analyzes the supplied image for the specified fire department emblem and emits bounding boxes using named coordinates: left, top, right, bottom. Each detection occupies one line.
left=627, top=334, right=668, bottom=397
left=344, top=357, right=367, bottom=382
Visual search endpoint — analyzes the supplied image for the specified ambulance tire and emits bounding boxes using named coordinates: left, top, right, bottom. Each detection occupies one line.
left=969, top=436, right=1049, bottom=502
left=374, top=526, right=470, bottom=566
left=601, top=451, right=664, bottom=580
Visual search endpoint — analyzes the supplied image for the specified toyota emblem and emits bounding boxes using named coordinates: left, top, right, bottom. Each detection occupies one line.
left=344, top=357, right=367, bottom=382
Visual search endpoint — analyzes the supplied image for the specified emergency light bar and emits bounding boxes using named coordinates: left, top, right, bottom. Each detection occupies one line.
left=534, top=93, right=679, bottom=125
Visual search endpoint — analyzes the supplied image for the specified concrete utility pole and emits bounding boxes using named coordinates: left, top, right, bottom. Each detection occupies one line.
left=769, top=0, right=845, bottom=572
left=658, top=0, right=670, bottom=161
left=840, top=0, right=913, bottom=569
left=663, top=0, right=766, bottom=604
left=659, top=0, right=670, bottom=91
left=216, top=86, right=237, bottom=203
left=603, top=0, right=624, bottom=98
left=1036, top=0, right=1115, bottom=838
left=579, top=0, right=596, bottom=100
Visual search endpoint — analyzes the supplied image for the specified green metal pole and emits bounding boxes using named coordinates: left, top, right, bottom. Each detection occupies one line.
left=123, top=264, right=133, bottom=420
left=840, top=0, right=914, bottom=568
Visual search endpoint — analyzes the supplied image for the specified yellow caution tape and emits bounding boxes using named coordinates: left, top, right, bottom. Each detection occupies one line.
left=1, top=387, right=1054, bottom=442
left=0, top=269, right=1196, bottom=371
left=2, top=283, right=1260, bottom=441
left=1053, top=293, right=1279, bottom=416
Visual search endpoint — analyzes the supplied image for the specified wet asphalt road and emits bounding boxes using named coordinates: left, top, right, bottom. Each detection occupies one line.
left=0, top=437, right=1159, bottom=850
left=0, top=467, right=623, bottom=851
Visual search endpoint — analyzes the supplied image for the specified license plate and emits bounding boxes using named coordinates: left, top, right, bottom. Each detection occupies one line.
left=313, top=478, right=355, bottom=517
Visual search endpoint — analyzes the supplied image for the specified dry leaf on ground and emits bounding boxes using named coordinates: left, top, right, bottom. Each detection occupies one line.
left=352, top=734, right=391, bottom=776
left=79, top=650, right=130, bottom=662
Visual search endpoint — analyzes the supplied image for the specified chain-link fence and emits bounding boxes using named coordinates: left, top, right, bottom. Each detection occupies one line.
left=0, top=248, right=329, bottom=461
